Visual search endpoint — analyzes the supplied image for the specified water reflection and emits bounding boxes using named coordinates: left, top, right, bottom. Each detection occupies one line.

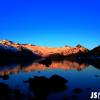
left=0, top=58, right=100, bottom=100
left=0, top=59, right=89, bottom=76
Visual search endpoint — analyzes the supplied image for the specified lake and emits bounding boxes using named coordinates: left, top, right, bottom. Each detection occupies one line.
left=0, top=58, right=100, bottom=100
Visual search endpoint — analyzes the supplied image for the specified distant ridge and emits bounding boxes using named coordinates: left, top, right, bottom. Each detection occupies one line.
left=0, top=40, right=100, bottom=60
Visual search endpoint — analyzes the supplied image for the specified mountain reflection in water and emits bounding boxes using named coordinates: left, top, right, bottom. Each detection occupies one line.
left=0, top=58, right=100, bottom=100
left=0, top=60, right=88, bottom=76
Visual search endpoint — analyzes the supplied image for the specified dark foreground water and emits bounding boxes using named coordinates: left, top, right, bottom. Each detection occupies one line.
left=0, top=59, right=100, bottom=100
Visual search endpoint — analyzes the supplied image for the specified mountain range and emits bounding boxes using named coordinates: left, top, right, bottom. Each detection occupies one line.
left=0, top=40, right=99, bottom=62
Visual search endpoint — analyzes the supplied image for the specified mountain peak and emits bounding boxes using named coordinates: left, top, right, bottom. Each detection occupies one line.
left=76, top=44, right=85, bottom=48
left=0, top=40, right=14, bottom=45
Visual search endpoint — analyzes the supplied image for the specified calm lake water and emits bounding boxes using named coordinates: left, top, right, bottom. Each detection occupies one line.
left=0, top=59, right=100, bottom=100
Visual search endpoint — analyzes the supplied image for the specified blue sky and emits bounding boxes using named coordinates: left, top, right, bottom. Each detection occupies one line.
left=0, top=0, right=100, bottom=49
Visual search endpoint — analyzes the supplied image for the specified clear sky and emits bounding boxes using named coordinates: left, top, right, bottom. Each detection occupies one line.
left=0, top=0, right=100, bottom=49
